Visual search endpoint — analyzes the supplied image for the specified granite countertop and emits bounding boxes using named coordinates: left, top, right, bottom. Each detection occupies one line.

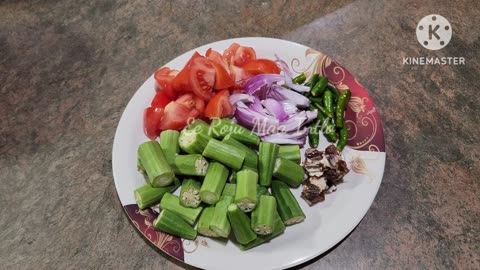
left=1, top=0, right=479, bottom=269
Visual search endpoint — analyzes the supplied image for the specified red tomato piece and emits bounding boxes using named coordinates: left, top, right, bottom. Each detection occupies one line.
left=233, top=46, right=256, bottom=66
left=206, top=48, right=230, bottom=72
left=204, top=90, right=234, bottom=119
left=242, top=59, right=281, bottom=75
left=151, top=91, right=172, bottom=109
left=211, top=62, right=234, bottom=89
left=229, top=64, right=252, bottom=88
left=154, top=67, right=177, bottom=99
left=189, top=57, right=215, bottom=100
left=159, top=101, right=192, bottom=131
left=143, top=107, right=164, bottom=140
left=222, top=43, right=240, bottom=65
left=172, top=52, right=202, bottom=92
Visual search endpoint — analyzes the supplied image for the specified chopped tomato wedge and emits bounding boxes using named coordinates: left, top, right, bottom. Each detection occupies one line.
left=172, top=52, right=202, bottom=92
left=189, top=57, right=215, bottom=100
left=206, top=48, right=230, bottom=72
left=222, top=43, right=240, bottom=65
left=211, top=62, right=234, bottom=89
left=144, top=107, right=164, bottom=140
left=159, top=101, right=191, bottom=131
left=242, top=59, right=281, bottom=75
left=233, top=46, right=256, bottom=66
left=151, top=91, right=172, bottom=109
left=154, top=67, right=178, bottom=99
left=229, top=64, right=252, bottom=88
left=205, top=90, right=234, bottom=118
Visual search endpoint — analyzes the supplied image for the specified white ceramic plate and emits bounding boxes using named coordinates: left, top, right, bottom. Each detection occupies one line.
left=112, top=37, right=386, bottom=270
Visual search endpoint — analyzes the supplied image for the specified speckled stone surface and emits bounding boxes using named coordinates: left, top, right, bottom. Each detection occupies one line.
left=1, top=0, right=479, bottom=269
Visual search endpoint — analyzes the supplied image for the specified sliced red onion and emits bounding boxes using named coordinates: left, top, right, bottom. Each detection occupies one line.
left=243, top=74, right=284, bottom=95
left=278, top=112, right=307, bottom=132
left=230, top=93, right=254, bottom=106
left=285, top=82, right=310, bottom=93
left=249, top=97, right=264, bottom=114
left=235, top=101, right=249, bottom=109
left=268, top=85, right=310, bottom=108
left=235, top=107, right=279, bottom=132
left=274, top=54, right=294, bottom=78
left=262, top=99, right=288, bottom=121
left=306, top=109, right=318, bottom=122
left=279, top=100, right=298, bottom=115
left=261, top=133, right=306, bottom=145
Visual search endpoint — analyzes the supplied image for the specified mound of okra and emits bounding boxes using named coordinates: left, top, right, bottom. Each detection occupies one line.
left=135, top=118, right=306, bottom=250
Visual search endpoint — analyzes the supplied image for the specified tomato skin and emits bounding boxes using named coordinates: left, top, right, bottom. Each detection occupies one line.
left=154, top=67, right=177, bottom=99
left=242, top=59, right=281, bottom=75
left=204, top=90, right=234, bottom=118
left=189, top=57, right=215, bottom=100
left=211, top=62, right=234, bottom=89
left=159, top=101, right=192, bottom=131
left=233, top=46, right=256, bottom=66
left=222, top=43, right=240, bottom=65
left=151, top=91, right=172, bottom=109
left=206, top=48, right=230, bottom=71
left=229, top=64, right=252, bottom=88
left=172, top=52, right=202, bottom=92
left=144, top=107, right=164, bottom=140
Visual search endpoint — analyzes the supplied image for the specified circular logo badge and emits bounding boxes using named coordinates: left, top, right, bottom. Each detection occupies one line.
left=416, top=14, right=452, bottom=50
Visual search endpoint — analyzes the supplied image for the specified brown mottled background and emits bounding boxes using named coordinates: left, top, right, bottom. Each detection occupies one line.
left=1, top=0, right=479, bottom=269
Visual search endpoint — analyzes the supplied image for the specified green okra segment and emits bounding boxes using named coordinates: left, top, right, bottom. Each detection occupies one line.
left=202, top=138, right=245, bottom=170
left=174, top=154, right=209, bottom=176
left=222, top=134, right=258, bottom=170
left=271, top=180, right=306, bottom=225
left=159, top=192, right=203, bottom=225
left=178, top=128, right=211, bottom=154
left=273, top=157, right=305, bottom=187
left=227, top=204, right=257, bottom=245
left=251, top=195, right=276, bottom=235
left=277, top=145, right=301, bottom=164
left=159, top=130, right=180, bottom=166
left=222, top=183, right=237, bottom=197
left=153, top=209, right=197, bottom=240
left=200, top=162, right=229, bottom=204
left=240, top=209, right=286, bottom=250
left=137, top=141, right=175, bottom=187
left=179, top=179, right=202, bottom=208
left=258, top=142, right=279, bottom=187
left=186, top=119, right=210, bottom=133
left=197, top=206, right=218, bottom=237
left=256, top=185, right=268, bottom=200
left=234, top=169, right=258, bottom=212
left=210, top=118, right=260, bottom=146
left=210, top=195, right=233, bottom=238
left=228, top=171, right=237, bottom=183
left=134, top=182, right=178, bottom=210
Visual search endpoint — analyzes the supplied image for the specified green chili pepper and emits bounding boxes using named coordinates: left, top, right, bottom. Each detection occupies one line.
left=311, top=102, right=329, bottom=118
left=335, top=89, right=351, bottom=128
left=292, top=73, right=306, bottom=84
left=323, top=90, right=334, bottom=118
left=323, top=120, right=337, bottom=142
left=308, top=121, right=320, bottom=148
left=303, top=91, right=312, bottom=98
left=311, top=77, right=328, bottom=97
left=309, top=74, right=320, bottom=90
left=309, top=96, right=322, bottom=104
left=328, top=85, right=340, bottom=102
left=337, top=122, right=348, bottom=151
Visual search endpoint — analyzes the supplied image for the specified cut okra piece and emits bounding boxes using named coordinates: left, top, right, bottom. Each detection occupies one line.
left=137, top=141, right=175, bottom=187
left=159, top=130, right=180, bottom=166
left=200, top=162, right=229, bottom=205
left=202, top=138, right=245, bottom=170
left=197, top=206, right=218, bottom=237
left=256, top=185, right=268, bottom=200
left=222, top=134, right=258, bottom=170
left=186, top=119, right=210, bottom=133
left=277, top=145, right=301, bottom=164
left=174, top=154, right=209, bottom=176
left=227, top=204, right=257, bottom=245
left=178, top=128, right=211, bottom=154
left=179, top=179, right=202, bottom=208
left=134, top=181, right=179, bottom=210
left=153, top=209, right=197, bottom=240
left=271, top=180, right=306, bottom=225
left=234, top=169, right=258, bottom=212
left=210, top=118, right=260, bottom=145
left=258, top=142, right=279, bottom=187
left=159, top=192, right=203, bottom=225
left=272, top=157, right=305, bottom=187
left=210, top=195, right=233, bottom=238
left=251, top=195, right=276, bottom=235
left=240, top=209, right=286, bottom=250
left=222, top=183, right=237, bottom=197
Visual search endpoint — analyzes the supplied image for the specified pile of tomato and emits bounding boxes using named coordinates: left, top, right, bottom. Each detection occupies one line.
left=144, top=43, right=281, bottom=140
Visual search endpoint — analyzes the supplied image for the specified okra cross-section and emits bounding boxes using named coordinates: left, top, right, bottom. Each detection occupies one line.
left=159, top=192, right=203, bottom=225
left=234, top=169, right=258, bottom=212
left=200, top=162, right=229, bottom=205
left=179, top=179, right=202, bottom=208
left=202, top=138, right=245, bottom=170
left=178, top=128, right=211, bottom=154
left=174, top=154, right=209, bottom=176
left=251, top=195, right=277, bottom=235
